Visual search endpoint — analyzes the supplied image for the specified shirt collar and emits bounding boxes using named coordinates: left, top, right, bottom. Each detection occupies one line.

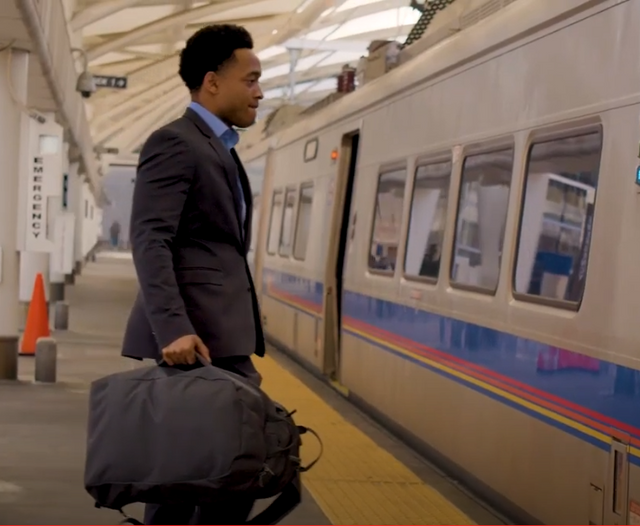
left=188, top=101, right=239, bottom=150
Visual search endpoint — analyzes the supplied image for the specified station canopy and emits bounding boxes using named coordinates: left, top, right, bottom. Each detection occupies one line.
left=77, top=0, right=421, bottom=158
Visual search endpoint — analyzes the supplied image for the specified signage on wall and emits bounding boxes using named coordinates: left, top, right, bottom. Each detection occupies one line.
left=18, top=121, right=63, bottom=253
left=94, top=75, right=128, bottom=89
left=25, top=153, right=58, bottom=253
left=62, top=173, right=68, bottom=209
left=26, top=155, right=47, bottom=247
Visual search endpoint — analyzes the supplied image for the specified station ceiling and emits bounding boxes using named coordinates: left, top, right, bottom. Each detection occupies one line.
left=74, top=0, right=420, bottom=158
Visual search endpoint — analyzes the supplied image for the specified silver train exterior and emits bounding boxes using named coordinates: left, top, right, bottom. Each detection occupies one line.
left=239, top=0, right=640, bottom=523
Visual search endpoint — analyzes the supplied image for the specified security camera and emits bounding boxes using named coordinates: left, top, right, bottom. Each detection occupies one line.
left=76, top=70, right=96, bottom=99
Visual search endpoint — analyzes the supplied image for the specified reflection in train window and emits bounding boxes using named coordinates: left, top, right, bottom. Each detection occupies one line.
left=368, top=168, right=407, bottom=273
left=451, top=147, right=514, bottom=291
left=514, top=129, right=602, bottom=305
left=266, top=190, right=284, bottom=255
left=293, top=184, right=314, bottom=261
left=278, top=188, right=297, bottom=257
left=249, top=194, right=260, bottom=253
left=404, top=159, right=452, bottom=280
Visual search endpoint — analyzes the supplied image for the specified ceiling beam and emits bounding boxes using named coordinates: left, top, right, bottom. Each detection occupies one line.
left=87, top=0, right=418, bottom=153
left=86, top=0, right=259, bottom=62
left=71, top=0, right=150, bottom=31
left=81, top=0, right=411, bottom=61
left=162, top=0, right=195, bottom=55
left=258, top=0, right=334, bottom=50
left=93, top=57, right=152, bottom=74
left=88, top=54, right=179, bottom=104
left=95, top=86, right=185, bottom=144
left=261, top=87, right=335, bottom=104
left=311, top=0, right=412, bottom=30
left=265, top=61, right=347, bottom=88
left=119, top=48, right=169, bottom=60
left=91, top=74, right=184, bottom=130
left=283, top=37, right=368, bottom=53
left=120, top=101, right=187, bottom=153
left=91, top=58, right=345, bottom=130
left=81, top=12, right=285, bottom=50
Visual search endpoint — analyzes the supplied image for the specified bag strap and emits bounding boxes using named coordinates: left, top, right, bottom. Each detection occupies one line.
left=246, top=473, right=302, bottom=525
left=298, top=426, right=323, bottom=473
left=118, top=507, right=143, bottom=525
left=94, top=503, right=143, bottom=525
left=246, top=426, right=322, bottom=524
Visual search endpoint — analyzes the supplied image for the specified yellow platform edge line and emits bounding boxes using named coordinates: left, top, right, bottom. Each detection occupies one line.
left=257, top=355, right=476, bottom=525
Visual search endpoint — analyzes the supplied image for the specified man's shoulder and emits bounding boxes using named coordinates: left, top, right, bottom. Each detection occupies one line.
left=146, top=115, right=193, bottom=145
left=138, top=117, right=199, bottom=162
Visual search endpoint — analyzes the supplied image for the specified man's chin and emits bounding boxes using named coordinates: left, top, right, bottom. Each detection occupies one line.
left=241, top=109, right=257, bottom=128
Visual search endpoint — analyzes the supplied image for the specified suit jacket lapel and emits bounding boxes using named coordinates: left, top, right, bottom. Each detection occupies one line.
left=230, top=148, right=253, bottom=252
left=183, top=109, right=245, bottom=243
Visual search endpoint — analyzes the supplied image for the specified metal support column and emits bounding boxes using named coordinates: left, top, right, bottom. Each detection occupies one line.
left=287, top=48, right=301, bottom=102
left=0, top=48, right=29, bottom=380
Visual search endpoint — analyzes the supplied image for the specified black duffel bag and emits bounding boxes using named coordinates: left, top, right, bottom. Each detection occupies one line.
left=83, top=359, right=322, bottom=525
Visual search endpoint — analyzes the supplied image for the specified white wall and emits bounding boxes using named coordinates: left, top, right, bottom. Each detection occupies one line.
left=80, top=181, right=100, bottom=259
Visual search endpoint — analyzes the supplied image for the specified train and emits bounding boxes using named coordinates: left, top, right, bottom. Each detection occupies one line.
left=237, top=0, right=640, bottom=523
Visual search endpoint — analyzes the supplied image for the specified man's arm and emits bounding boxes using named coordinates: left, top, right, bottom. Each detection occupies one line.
left=130, top=128, right=196, bottom=349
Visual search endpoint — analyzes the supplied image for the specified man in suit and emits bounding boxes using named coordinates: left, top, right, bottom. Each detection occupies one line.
left=122, top=24, right=265, bottom=525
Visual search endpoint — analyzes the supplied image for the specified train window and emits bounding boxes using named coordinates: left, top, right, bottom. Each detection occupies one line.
left=513, top=129, right=602, bottom=307
left=368, top=168, right=407, bottom=274
left=451, top=147, right=514, bottom=292
left=266, top=189, right=284, bottom=255
left=278, top=188, right=297, bottom=257
left=249, top=194, right=260, bottom=254
left=293, top=184, right=314, bottom=261
left=404, top=159, right=452, bottom=280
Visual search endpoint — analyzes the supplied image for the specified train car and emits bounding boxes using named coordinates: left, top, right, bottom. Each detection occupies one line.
left=238, top=0, right=640, bottom=523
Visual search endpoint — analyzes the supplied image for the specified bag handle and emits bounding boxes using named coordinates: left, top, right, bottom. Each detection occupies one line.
left=157, top=355, right=209, bottom=369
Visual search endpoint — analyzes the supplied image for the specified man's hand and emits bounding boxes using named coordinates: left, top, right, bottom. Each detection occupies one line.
left=162, top=335, right=211, bottom=365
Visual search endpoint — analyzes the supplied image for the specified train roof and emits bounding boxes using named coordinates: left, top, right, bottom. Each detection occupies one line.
left=238, top=0, right=603, bottom=161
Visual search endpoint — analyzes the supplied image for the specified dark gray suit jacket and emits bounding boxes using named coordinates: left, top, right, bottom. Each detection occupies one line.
left=121, top=108, right=265, bottom=361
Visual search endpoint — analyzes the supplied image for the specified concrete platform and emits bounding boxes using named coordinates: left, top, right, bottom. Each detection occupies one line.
left=0, top=252, right=329, bottom=525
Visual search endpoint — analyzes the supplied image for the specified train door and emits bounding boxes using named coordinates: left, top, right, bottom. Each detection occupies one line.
left=321, top=131, right=359, bottom=382
left=253, top=151, right=276, bottom=299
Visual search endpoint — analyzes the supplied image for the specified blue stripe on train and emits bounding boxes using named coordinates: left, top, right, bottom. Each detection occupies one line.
left=261, top=268, right=640, bottom=437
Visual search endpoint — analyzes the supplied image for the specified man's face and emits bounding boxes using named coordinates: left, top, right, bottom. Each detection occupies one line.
left=206, top=49, right=263, bottom=129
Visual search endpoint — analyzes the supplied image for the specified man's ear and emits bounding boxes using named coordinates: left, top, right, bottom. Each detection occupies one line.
left=203, top=71, right=219, bottom=94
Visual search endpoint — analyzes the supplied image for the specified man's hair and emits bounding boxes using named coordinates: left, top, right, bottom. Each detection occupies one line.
left=179, top=24, right=253, bottom=91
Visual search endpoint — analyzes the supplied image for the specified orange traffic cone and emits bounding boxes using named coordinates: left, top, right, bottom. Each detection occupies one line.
left=20, top=273, right=50, bottom=356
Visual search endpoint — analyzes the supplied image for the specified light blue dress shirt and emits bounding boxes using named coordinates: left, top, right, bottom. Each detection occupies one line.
left=188, top=101, right=246, bottom=228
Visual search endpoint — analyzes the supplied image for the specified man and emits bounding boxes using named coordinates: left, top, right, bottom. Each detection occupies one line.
left=121, top=24, right=265, bottom=525
left=109, top=220, right=121, bottom=248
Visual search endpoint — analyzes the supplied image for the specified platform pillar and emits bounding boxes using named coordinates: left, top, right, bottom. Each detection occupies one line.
left=0, top=48, right=29, bottom=378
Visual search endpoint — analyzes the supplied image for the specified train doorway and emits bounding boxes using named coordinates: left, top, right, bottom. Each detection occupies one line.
left=321, top=131, right=359, bottom=384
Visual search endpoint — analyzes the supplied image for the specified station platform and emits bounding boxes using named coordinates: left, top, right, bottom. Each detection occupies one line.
left=0, top=252, right=506, bottom=525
